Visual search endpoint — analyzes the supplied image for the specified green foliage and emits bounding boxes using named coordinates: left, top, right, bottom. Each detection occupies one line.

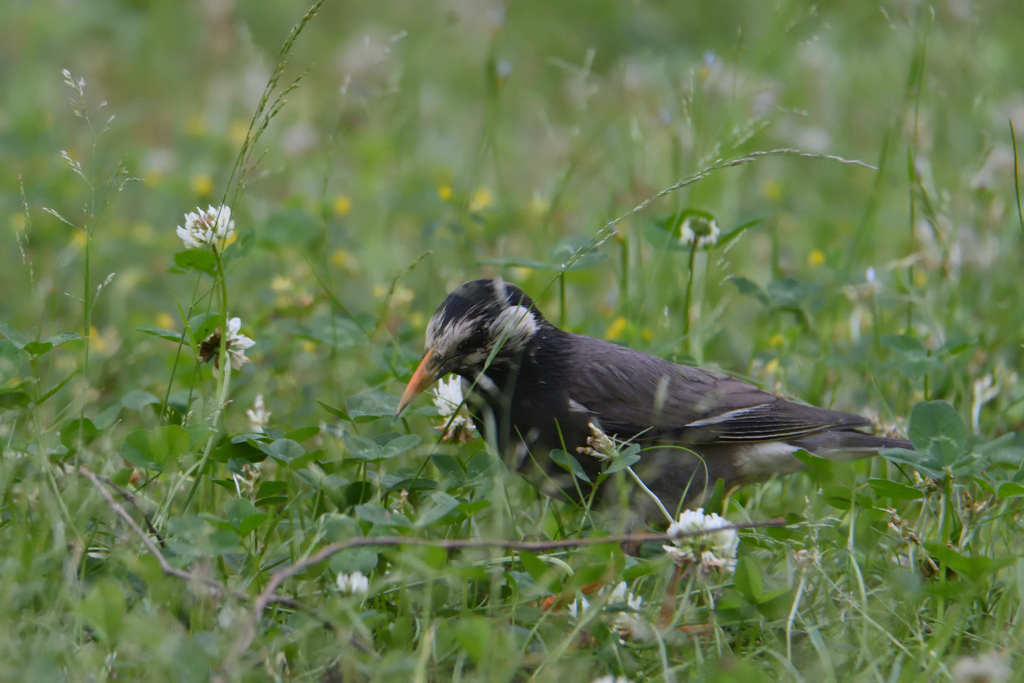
left=0, top=1, right=1023, bottom=681
left=883, top=400, right=988, bottom=478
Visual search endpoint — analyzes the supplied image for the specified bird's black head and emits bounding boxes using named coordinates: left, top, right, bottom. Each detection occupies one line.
left=397, top=279, right=548, bottom=414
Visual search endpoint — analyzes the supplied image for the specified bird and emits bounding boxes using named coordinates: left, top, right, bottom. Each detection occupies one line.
left=396, top=278, right=912, bottom=522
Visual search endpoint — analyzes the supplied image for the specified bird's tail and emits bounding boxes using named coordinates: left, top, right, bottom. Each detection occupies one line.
left=793, top=430, right=913, bottom=462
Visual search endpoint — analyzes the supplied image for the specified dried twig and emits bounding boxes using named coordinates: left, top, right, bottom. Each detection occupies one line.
left=79, top=466, right=249, bottom=600
left=260, top=522, right=781, bottom=606
left=223, top=519, right=785, bottom=666
left=93, top=471, right=165, bottom=543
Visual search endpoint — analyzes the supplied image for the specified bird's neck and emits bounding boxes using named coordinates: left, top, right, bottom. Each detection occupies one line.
left=463, top=324, right=570, bottom=409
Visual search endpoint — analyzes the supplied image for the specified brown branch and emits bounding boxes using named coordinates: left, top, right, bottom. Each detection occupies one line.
left=79, top=466, right=249, bottom=601
left=221, top=518, right=786, bottom=665
left=256, top=519, right=784, bottom=611
left=94, top=471, right=165, bottom=544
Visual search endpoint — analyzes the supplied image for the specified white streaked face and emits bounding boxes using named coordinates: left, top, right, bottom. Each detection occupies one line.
left=487, top=304, right=538, bottom=352
left=424, top=299, right=540, bottom=376
left=425, top=314, right=479, bottom=357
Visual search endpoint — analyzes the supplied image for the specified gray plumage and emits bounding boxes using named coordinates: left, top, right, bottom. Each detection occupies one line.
left=405, top=279, right=912, bottom=521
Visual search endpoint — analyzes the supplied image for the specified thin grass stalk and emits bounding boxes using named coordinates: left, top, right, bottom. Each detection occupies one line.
left=1012, top=120, right=1024, bottom=235
left=181, top=253, right=232, bottom=513
left=30, top=355, right=78, bottom=538
left=158, top=274, right=204, bottom=424
left=682, top=242, right=697, bottom=339
left=558, top=272, right=566, bottom=328
left=786, top=570, right=808, bottom=662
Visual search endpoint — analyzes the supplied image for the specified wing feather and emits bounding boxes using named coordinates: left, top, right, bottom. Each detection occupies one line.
left=566, top=334, right=870, bottom=444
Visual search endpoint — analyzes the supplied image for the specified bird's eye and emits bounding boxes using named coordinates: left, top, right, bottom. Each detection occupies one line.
left=437, top=351, right=466, bottom=374
left=457, top=329, right=488, bottom=353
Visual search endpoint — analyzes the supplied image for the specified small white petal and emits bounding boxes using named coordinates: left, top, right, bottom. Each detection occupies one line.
left=203, top=317, right=255, bottom=372
left=247, top=394, right=271, bottom=430
left=337, top=571, right=369, bottom=595
left=432, top=375, right=464, bottom=417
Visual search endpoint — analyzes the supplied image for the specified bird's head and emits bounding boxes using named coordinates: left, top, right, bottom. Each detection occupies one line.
left=396, top=279, right=546, bottom=415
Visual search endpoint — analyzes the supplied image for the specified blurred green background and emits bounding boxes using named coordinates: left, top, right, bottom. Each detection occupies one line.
left=4, top=0, right=1023, bottom=423
left=2, top=0, right=1024, bottom=680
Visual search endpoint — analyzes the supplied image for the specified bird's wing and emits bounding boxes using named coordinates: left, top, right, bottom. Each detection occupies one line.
left=565, top=334, right=870, bottom=444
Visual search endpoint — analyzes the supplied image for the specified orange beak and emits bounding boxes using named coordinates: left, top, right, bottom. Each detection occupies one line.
left=396, top=348, right=438, bottom=416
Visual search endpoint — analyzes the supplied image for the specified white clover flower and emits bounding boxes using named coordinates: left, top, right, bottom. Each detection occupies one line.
left=199, top=317, right=255, bottom=373
left=568, top=581, right=647, bottom=643
left=336, top=571, right=369, bottom=595
left=433, top=375, right=464, bottom=417
left=176, top=204, right=235, bottom=250
left=663, top=508, right=739, bottom=574
left=951, top=651, right=1011, bottom=683
left=246, top=393, right=271, bottom=431
left=432, top=375, right=476, bottom=443
left=792, top=548, right=818, bottom=571
left=680, top=215, right=720, bottom=249
left=224, top=317, right=255, bottom=370
left=613, top=611, right=654, bottom=644
left=606, top=581, right=652, bottom=644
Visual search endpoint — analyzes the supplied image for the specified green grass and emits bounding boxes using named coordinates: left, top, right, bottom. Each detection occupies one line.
left=1, top=1, right=1024, bottom=681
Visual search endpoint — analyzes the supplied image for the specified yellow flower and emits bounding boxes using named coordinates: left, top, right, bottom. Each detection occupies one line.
left=88, top=325, right=106, bottom=353
left=605, top=316, right=628, bottom=341
left=511, top=267, right=532, bottom=281
left=807, top=248, right=825, bottom=267
left=438, top=185, right=452, bottom=201
left=530, top=191, right=550, bottom=215
left=133, top=223, right=153, bottom=242
left=391, top=286, right=415, bottom=307
left=762, top=179, right=782, bottom=202
left=270, top=276, right=292, bottom=292
left=155, top=312, right=175, bottom=330
left=469, top=188, right=493, bottom=212
left=333, top=195, right=352, bottom=217
left=186, top=114, right=207, bottom=137
left=769, top=333, right=785, bottom=348
left=192, top=174, right=214, bottom=197
left=330, top=249, right=361, bottom=274
left=302, top=340, right=317, bottom=353
left=229, top=119, right=250, bottom=146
